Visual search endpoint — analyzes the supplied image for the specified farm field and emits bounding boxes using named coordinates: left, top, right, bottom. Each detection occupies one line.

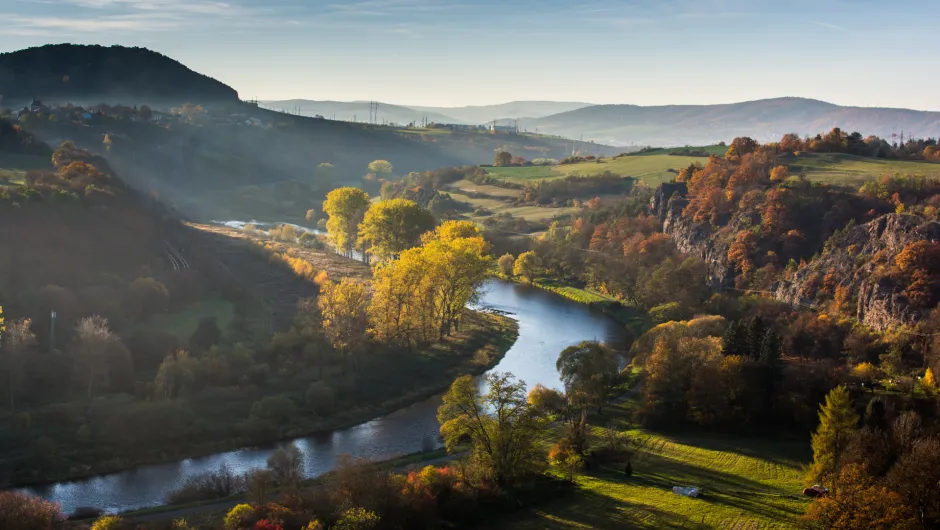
left=483, top=165, right=559, bottom=181
left=447, top=178, right=523, bottom=198
left=783, top=152, right=940, bottom=185
left=503, top=399, right=811, bottom=530
left=445, top=190, right=579, bottom=223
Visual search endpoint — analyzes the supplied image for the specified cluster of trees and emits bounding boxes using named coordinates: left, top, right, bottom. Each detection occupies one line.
left=0, top=118, right=51, bottom=156
left=803, top=386, right=940, bottom=529
left=774, top=128, right=939, bottom=161
left=520, top=172, right=634, bottom=206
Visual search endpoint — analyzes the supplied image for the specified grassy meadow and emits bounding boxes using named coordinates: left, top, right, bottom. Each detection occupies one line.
left=784, top=152, right=940, bottom=185
left=503, top=399, right=811, bottom=530
left=554, top=154, right=707, bottom=185
left=483, top=165, right=559, bottom=181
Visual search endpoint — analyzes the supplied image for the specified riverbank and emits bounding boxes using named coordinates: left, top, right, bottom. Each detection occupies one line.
left=497, top=274, right=651, bottom=338
left=8, top=311, right=518, bottom=490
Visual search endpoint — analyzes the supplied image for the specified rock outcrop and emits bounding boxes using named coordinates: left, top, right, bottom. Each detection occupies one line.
left=773, top=213, right=940, bottom=330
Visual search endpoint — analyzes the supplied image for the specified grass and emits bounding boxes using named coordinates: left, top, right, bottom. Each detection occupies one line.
left=502, top=399, right=811, bottom=529
left=0, top=168, right=26, bottom=187
left=628, top=145, right=728, bottom=157
left=532, top=277, right=617, bottom=305
left=140, top=295, right=236, bottom=341
left=483, top=165, right=559, bottom=181
left=554, top=154, right=707, bottom=185
left=445, top=191, right=579, bottom=224
left=783, top=152, right=940, bottom=185
left=447, top=179, right=523, bottom=198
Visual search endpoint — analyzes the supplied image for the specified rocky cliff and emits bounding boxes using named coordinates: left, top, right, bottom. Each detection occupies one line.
left=652, top=182, right=940, bottom=330
left=773, top=214, right=940, bottom=330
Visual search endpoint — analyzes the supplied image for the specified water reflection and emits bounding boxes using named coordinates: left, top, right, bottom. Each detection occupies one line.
left=20, top=279, right=625, bottom=514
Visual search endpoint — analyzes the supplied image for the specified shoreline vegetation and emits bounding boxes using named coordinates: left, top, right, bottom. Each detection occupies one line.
left=8, top=311, right=518, bottom=489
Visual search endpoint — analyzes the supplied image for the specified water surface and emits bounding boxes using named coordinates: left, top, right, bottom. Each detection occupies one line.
left=22, top=279, right=625, bottom=513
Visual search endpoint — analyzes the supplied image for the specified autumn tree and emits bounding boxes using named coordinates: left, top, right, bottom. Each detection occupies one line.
left=154, top=349, right=197, bottom=400
left=726, top=137, right=758, bottom=159
left=808, top=385, right=859, bottom=486
left=323, top=187, right=371, bottom=258
left=770, top=165, right=790, bottom=182
left=556, top=341, right=619, bottom=413
left=513, top=251, right=538, bottom=283
left=1, top=318, right=35, bottom=412
left=357, top=198, right=435, bottom=261
left=494, top=150, right=512, bottom=167
left=0, top=491, right=64, bottom=530
left=498, top=253, right=515, bottom=276
left=437, top=372, right=544, bottom=485
left=318, top=279, right=370, bottom=362
left=74, top=316, right=121, bottom=399
left=367, top=160, right=393, bottom=178
left=804, top=464, right=917, bottom=530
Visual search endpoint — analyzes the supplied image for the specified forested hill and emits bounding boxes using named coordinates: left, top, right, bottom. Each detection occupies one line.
left=0, top=44, right=238, bottom=107
left=520, top=97, right=940, bottom=146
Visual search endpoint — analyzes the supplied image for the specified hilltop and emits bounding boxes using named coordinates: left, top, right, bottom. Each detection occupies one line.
left=518, top=97, right=940, bottom=146
left=0, top=44, right=238, bottom=108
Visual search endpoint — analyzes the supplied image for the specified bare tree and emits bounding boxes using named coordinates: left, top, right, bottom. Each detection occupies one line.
left=2, top=318, right=35, bottom=412
left=74, top=315, right=115, bottom=399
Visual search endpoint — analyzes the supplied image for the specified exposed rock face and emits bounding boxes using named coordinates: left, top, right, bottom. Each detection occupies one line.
left=657, top=186, right=736, bottom=290
left=773, top=214, right=940, bottom=330
left=652, top=179, right=940, bottom=330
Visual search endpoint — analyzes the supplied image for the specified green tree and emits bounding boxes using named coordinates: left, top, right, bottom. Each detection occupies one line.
left=721, top=320, right=746, bottom=357
left=323, top=187, right=371, bottom=258
left=437, top=372, right=544, bottom=486
left=498, top=253, right=515, bottom=276
left=189, top=317, right=221, bottom=352
left=556, top=341, right=619, bottom=413
left=513, top=251, right=538, bottom=283
left=494, top=150, right=512, bottom=167
left=358, top=198, right=435, bottom=261
left=808, top=385, right=859, bottom=486
left=1, top=318, right=35, bottom=412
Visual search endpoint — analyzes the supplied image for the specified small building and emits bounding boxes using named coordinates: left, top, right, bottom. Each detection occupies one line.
left=28, top=97, right=48, bottom=113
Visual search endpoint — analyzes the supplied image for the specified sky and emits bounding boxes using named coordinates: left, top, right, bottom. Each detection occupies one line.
left=1, top=0, right=938, bottom=110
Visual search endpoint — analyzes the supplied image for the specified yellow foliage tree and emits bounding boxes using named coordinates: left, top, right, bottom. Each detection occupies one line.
left=358, top=198, right=435, bottom=262
left=322, top=187, right=371, bottom=258
left=318, top=279, right=370, bottom=355
left=770, top=165, right=790, bottom=182
left=513, top=251, right=538, bottom=283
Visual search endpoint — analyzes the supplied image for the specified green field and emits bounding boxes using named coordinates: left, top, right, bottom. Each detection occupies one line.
left=504, top=399, right=811, bottom=529
left=446, top=191, right=579, bottom=223
left=554, top=154, right=708, bottom=185
left=483, top=165, right=559, bottom=181
left=447, top=179, right=523, bottom=198
left=628, top=145, right=728, bottom=157
left=784, top=152, right=940, bottom=185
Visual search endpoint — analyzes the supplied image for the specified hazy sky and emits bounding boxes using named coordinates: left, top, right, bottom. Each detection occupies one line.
left=2, top=0, right=937, bottom=110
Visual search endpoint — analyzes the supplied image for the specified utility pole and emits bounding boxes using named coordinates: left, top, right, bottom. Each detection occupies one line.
left=49, top=310, right=56, bottom=352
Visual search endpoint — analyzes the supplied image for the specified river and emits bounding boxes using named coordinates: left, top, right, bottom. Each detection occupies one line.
left=22, top=279, right=627, bottom=514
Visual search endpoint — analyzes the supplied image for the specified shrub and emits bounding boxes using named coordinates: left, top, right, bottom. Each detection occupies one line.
left=334, top=507, right=380, bottom=530
left=305, top=381, right=335, bottom=415
left=166, top=465, right=247, bottom=504
left=224, top=504, right=255, bottom=529
left=250, top=394, right=296, bottom=423
left=0, top=491, right=64, bottom=529
left=648, top=301, right=686, bottom=324
left=90, top=515, right=125, bottom=530
left=498, top=253, right=515, bottom=276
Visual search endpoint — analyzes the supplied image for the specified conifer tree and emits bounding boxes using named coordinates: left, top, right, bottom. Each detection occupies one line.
left=721, top=320, right=746, bottom=357
left=808, top=385, right=859, bottom=487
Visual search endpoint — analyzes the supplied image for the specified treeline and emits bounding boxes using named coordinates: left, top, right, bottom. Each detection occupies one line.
left=0, top=118, right=51, bottom=156
left=521, top=172, right=635, bottom=206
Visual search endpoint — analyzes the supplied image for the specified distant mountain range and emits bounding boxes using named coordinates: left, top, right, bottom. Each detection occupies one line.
left=0, top=44, right=238, bottom=108
left=4, top=45, right=939, bottom=147
left=515, top=98, right=940, bottom=146
left=260, top=100, right=593, bottom=126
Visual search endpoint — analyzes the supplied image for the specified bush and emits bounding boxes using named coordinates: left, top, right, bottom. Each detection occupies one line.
left=224, top=503, right=255, bottom=529
left=166, top=465, right=247, bottom=504
left=648, top=301, right=686, bottom=324
left=498, top=254, right=515, bottom=277
left=90, top=515, right=125, bottom=530
left=250, top=394, right=296, bottom=423
left=0, top=491, right=64, bottom=529
left=305, top=381, right=335, bottom=415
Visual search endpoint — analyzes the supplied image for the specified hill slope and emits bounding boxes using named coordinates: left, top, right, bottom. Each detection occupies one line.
left=261, top=100, right=464, bottom=125
left=0, top=44, right=238, bottom=107
left=410, top=101, right=593, bottom=124
left=521, top=97, right=940, bottom=146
